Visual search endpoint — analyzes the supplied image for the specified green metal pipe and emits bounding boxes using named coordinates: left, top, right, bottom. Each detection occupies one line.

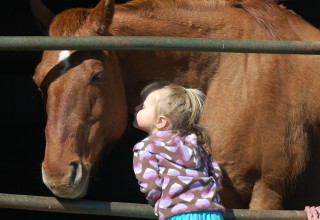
left=0, top=193, right=156, bottom=219
left=0, top=36, right=319, bottom=54
left=0, top=193, right=308, bottom=219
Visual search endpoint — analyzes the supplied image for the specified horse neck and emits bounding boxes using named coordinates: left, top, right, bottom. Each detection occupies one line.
left=111, top=2, right=233, bottom=38
left=109, top=3, right=234, bottom=112
left=108, top=1, right=320, bottom=120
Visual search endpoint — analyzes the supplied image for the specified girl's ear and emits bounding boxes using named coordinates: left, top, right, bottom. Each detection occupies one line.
left=156, top=115, right=169, bottom=130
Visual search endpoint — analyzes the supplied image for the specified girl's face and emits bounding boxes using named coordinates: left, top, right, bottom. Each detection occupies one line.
left=133, top=90, right=159, bottom=133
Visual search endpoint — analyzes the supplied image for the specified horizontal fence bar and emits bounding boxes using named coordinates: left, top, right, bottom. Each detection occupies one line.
left=0, top=193, right=308, bottom=219
left=0, top=36, right=320, bottom=54
left=0, top=193, right=156, bottom=219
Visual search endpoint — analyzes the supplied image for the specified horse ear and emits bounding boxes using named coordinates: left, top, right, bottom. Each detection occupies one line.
left=88, top=0, right=115, bottom=35
left=30, top=0, right=55, bottom=35
left=104, top=0, right=115, bottom=27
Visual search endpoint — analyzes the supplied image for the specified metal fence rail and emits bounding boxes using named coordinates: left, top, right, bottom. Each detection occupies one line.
left=0, top=193, right=308, bottom=219
left=0, top=36, right=320, bottom=54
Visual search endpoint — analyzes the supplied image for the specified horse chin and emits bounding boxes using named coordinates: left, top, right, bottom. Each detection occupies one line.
left=51, top=175, right=90, bottom=199
left=42, top=164, right=91, bottom=199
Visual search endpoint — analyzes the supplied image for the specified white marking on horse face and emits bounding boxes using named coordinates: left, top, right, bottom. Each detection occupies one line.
left=58, top=50, right=71, bottom=75
left=59, top=50, right=71, bottom=61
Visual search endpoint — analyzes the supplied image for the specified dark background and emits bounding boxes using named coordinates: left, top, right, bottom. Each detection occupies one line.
left=0, top=0, right=319, bottom=219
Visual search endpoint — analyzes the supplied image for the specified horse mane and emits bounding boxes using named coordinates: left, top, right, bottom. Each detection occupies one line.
left=117, top=0, right=231, bottom=12
left=234, top=0, right=293, bottom=39
left=48, top=0, right=294, bottom=40
left=117, top=0, right=293, bottom=40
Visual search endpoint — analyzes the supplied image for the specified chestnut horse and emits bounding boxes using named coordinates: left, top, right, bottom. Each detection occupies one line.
left=31, top=0, right=320, bottom=210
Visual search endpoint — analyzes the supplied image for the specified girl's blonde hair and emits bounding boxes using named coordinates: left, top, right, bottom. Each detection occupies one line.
left=141, top=82, right=211, bottom=154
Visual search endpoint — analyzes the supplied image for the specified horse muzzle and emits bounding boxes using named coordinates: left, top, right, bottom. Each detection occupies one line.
left=41, top=161, right=91, bottom=199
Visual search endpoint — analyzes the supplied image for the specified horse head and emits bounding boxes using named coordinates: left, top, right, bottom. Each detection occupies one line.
left=32, top=0, right=127, bottom=199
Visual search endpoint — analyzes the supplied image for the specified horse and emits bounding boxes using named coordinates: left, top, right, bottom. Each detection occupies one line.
left=31, top=0, right=320, bottom=210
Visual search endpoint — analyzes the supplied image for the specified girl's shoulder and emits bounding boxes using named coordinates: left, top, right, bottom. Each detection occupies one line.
left=133, top=130, right=182, bottom=151
left=133, top=130, right=200, bottom=152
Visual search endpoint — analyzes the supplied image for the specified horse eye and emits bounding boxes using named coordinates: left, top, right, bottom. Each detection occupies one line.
left=90, top=72, right=103, bottom=84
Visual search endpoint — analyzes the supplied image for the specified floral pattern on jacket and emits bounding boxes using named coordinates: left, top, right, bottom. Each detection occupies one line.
left=133, top=130, right=225, bottom=220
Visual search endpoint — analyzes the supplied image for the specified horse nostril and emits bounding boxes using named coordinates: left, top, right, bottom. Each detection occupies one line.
left=69, top=161, right=81, bottom=186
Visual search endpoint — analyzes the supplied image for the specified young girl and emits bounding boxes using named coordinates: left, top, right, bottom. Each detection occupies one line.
left=132, top=82, right=226, bottom=220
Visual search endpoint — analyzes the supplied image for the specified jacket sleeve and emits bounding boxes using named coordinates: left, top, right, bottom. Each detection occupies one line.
left=207, top=154, right=223, bottom=188
left=133, top=148, right=162, bottom=206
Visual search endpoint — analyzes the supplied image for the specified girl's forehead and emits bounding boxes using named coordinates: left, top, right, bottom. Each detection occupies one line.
left=144, top=91, right=159, bottom=105
left=145, top=89, right=166, bottom=105
left=147, top=88, right=169, bottom=100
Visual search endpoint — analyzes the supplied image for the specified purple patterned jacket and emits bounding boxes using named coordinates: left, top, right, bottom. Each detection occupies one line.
left=133, top=130, right=225, bottom=220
